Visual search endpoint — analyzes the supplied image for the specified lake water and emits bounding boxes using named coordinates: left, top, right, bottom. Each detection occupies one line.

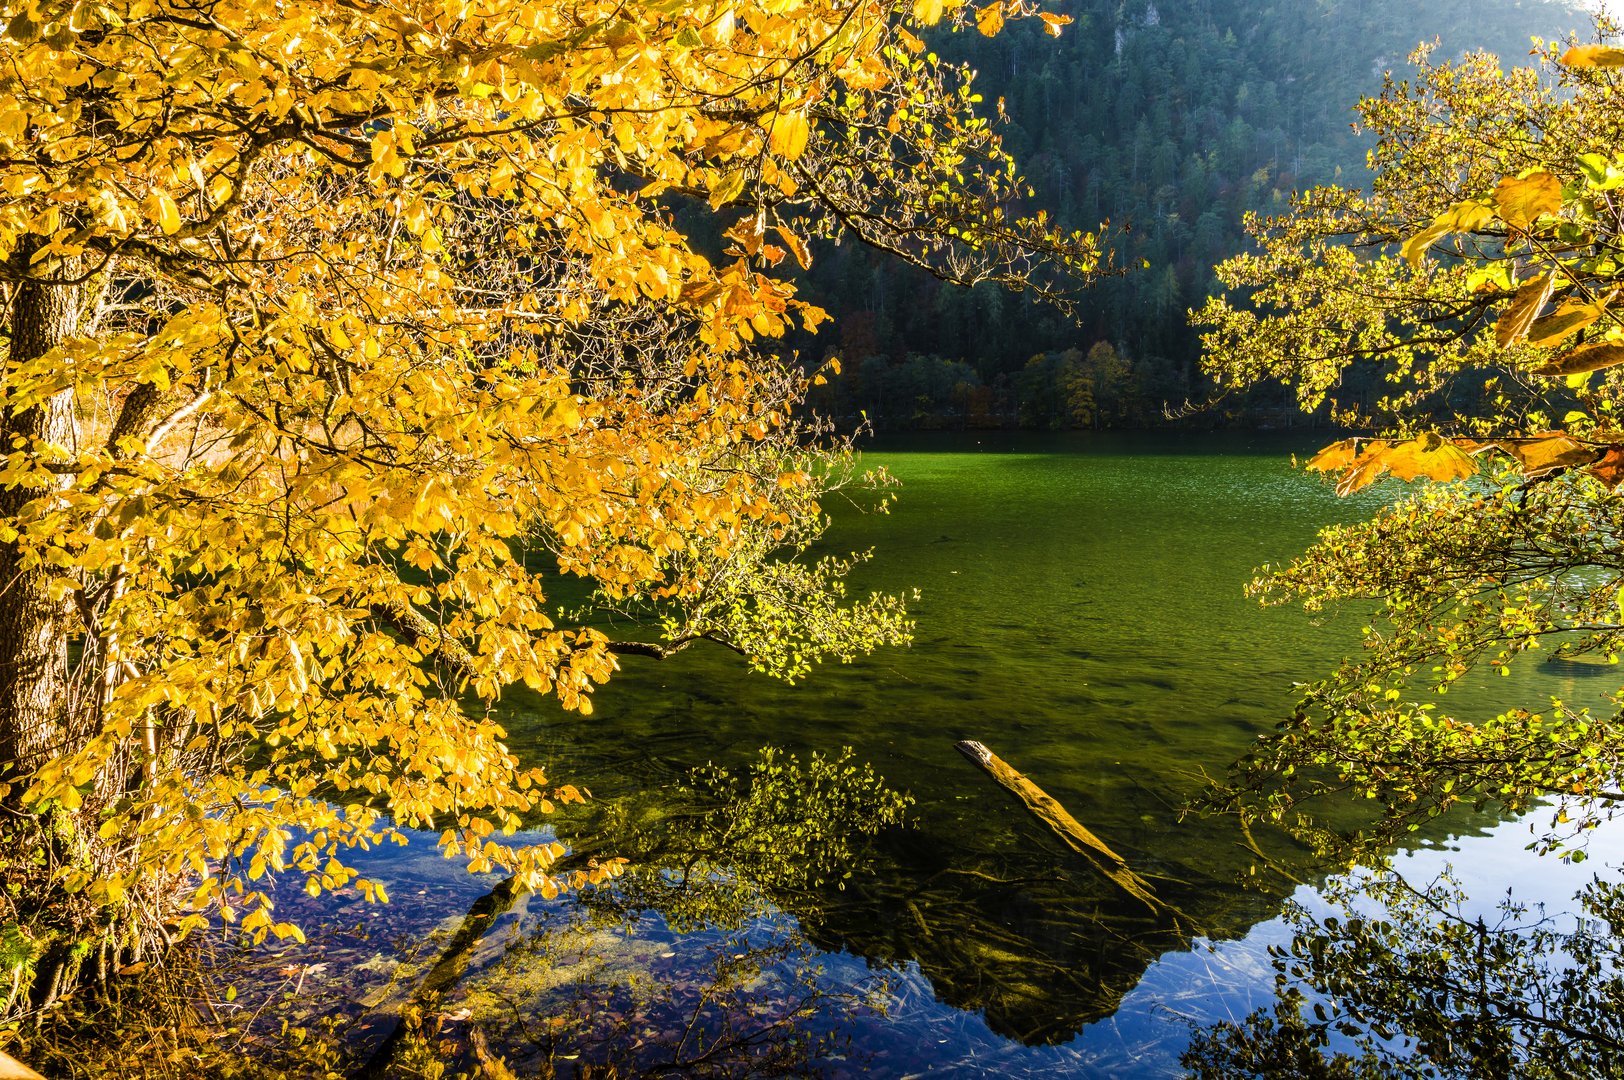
left=261, top=433, right=1624, bottom=1077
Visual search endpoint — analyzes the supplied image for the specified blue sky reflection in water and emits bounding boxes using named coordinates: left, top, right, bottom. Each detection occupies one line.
left=268, top=433, right=1624, bottom=1077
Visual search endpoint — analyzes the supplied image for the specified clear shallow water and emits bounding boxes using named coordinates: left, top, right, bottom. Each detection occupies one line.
left=260, top=433, right=1624, bottom=1076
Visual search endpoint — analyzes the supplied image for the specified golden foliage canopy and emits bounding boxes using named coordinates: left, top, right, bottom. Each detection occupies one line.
left=0, top=0, right=1098, bottom=944
left=1199, top=26, right=1624, bottom=854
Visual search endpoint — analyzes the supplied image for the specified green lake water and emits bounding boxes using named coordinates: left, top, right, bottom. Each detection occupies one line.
left=264, top=433, right=1624, bottom=1077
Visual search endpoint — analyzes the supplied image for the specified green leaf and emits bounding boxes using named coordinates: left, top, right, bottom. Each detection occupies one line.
left=1577, top=153, right=1622, bottom=190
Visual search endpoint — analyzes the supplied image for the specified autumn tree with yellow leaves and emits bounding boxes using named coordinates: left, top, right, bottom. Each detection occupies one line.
left=1198, top=24, right=1624, bottom=855
left=0, top=0, right=1097, bottom=1008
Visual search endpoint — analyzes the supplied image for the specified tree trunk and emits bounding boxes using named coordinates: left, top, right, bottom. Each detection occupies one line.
left=353, top=878, right=518, bottom=1079
left=953, top=739, right=1176, bottom=919
left=0, top=262, right=81, bottom=788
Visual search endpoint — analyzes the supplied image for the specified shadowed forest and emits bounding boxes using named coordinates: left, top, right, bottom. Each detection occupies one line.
left=795, top=0, right=1572, bottom=429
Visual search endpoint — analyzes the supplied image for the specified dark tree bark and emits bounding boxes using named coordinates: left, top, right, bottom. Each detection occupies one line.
left=0, top=260, right=81, bottom=788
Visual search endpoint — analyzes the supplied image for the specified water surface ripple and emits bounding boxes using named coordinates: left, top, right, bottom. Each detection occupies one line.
left=280, top=433, right=1620, bottom=1077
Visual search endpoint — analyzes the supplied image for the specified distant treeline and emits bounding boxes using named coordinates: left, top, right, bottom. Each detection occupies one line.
left=792, top=0, right=1581, bottom=431
left=804, top=342, right=1321, bottom=430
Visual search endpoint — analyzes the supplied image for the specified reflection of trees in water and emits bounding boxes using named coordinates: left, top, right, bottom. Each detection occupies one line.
left=571, top=746, right=913, bottom=933
left=1181, top=867, right=1624, bottom=1079
left=557, top=745, right=1301, bottom=1059
left=814, top=840, right=1194, bottom=1043
left=791, top=801, right=1308, bottom=1047
left=358, top=747, right=911, bottom=1077
left=439, top=898, right=889, bottom=1077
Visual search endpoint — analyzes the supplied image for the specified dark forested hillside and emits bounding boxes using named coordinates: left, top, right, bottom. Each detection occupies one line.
left=801, top=0, right=1585, bottom=429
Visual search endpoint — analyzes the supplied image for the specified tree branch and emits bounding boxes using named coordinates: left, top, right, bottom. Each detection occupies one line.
left=372, top=601, right=479, bottom=679
left=376, top=602, right=743, bottom=674
left=606, top=634, right=748, bottom=660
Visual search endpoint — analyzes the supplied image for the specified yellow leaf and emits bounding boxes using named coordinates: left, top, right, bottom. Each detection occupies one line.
left=1493, top=172, right=1563, bottom=231
left=143, top=189, right=182, bottom=235
left=1560, top=44, right=1624, bottom=68
left=1401, top=202, right=1495, bottom=268
left=1531, top=341, right=1624, bottom=377
left=708, top=168, right=748, bottom=209
left=912, top=0, right=944, bottom=25
left=1437, top=200, right=1496, bottom=232
left=1499, top=434, right=1601, bottom=476
left=976, top=3, right=1004, bottom=36
left=1305, top=438, right=1362, bottom=473
left=1038, top=12, right=1072, bottom=36
left=1331, top=442, right=1391, bottom=496
left=1496, top=273, right=1554, bottom=347
left=1587, top=445, right=1624, bottom=488
left=1525, top=292, right=1614, bottom=348
left=1375, top=432, right=1476, bottom=484
left=773, top=225, right=811, bottom=269
left=768, top=111, right=811, bottom=161
left=1400, top=221, right=1449, bottom=269
left=703, top=7, right=735, bottom=43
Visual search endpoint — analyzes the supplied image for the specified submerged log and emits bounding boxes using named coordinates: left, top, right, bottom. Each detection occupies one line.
left=954, top=739, right=1166, bottom=915
left=353, top=877, right=518, bottom=1080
